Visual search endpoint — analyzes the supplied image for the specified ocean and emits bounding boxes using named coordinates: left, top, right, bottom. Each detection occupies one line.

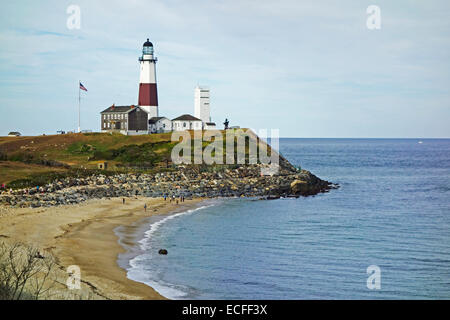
left=122, top=138, right=450, bottom=299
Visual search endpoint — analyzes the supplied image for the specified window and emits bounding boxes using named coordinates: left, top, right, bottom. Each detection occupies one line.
left=183, top=122, right=186, bottom=127
left=163, top=123, right=165, bottom=128
left=143, top=46, right=153, bottom=55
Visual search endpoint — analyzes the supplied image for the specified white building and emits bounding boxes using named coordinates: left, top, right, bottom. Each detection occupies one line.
left=149, top=117, right=172, bottom=133
left=194, top=86, right=211, bottom=123
left=172, top=114, right=203, bottom=131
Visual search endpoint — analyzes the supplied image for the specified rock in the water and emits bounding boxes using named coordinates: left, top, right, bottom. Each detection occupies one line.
left=158, top=249, right=168, bottom=255
left=290, top=179, right=309, bottom=194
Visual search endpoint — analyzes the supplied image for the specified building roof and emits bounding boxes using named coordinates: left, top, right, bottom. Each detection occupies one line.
left=100, top=105, right=139, bottom=113
left=143, top=38, right=153, bottom=47
left=172, top=114, right=202, bottom=121
left=148, top=117, right=167, bottom=124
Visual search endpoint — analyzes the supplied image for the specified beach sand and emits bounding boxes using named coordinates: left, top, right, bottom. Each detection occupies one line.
left=0, top=196, right=204, bottom=299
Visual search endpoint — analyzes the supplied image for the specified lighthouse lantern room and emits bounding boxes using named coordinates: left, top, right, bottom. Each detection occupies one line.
left=138, top=38, right=158, bottom=118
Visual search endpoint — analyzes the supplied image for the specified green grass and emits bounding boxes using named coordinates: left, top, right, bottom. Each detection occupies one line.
left=0, top=130, right=275, bottom=189
left=87, top=141, right=176, bottom=167
left=6, top=168, right=117, bottom=189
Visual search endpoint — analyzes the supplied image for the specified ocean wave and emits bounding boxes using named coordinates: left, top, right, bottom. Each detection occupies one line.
left=138, top=203, right=216, bottom=250
left=126, top=201, right=218, bottom=299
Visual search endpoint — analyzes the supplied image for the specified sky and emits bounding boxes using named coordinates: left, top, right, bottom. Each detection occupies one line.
left=0, top=0, right=449, bottom=138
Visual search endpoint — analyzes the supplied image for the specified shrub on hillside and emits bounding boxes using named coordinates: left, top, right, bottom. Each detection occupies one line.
left=0, top=242, right=57, bottom=300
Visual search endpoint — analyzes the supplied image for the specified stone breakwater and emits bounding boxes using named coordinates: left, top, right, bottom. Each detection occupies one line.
left=0, top=165, right=337, bottom=208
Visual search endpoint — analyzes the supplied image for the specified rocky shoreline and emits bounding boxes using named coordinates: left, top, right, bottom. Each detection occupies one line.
left=0, top=164, right=337, bottom=209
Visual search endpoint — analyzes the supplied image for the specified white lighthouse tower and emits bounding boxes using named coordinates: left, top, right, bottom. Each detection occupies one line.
left=194, top=86, right=211, bottom=124
left=138, top=38, right=158, bottom=118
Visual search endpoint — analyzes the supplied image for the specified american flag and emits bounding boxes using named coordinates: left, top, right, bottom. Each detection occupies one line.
left=79, top=82, right=88, bottom=92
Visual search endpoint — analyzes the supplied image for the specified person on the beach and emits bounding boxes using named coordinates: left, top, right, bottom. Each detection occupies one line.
left=144, top=203, right=147, bottom=212
left=164, top=194, right=167, bottom=201
left=122, top=198, right=125, bottom=204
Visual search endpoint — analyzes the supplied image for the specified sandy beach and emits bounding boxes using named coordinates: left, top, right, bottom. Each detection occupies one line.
left=0, top=196, right=205, bottom=299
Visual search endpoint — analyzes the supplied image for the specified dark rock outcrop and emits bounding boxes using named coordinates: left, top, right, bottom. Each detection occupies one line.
left=0, top=163, right=337, bottom=208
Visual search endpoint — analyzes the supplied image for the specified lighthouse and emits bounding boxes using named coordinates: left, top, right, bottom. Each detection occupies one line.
left=138, top=38, right=158, bottom=118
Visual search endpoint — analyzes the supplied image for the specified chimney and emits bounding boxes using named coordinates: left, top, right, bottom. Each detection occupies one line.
left=111, top=104, right=115, bottom=110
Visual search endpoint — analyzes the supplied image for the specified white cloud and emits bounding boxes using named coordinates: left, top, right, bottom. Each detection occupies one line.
left=0, top=0, right=449, bottom=137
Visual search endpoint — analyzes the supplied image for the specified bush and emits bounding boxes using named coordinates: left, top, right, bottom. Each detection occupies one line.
left=89, top=142, right=174, bottom=166
left=0, top=242, right=57, bottom=300
left=90, top=150, right=115, bottom=160
left=7, top=153, right=34, bottom=162
left=7, top=168, right=115, bottom=189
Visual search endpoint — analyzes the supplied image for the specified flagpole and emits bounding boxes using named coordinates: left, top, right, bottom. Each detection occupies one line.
left=78, top=80, right=81, bottom=133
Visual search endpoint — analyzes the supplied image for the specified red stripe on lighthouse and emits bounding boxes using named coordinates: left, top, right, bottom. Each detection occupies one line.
left=138, top=83, right=158, bottom=106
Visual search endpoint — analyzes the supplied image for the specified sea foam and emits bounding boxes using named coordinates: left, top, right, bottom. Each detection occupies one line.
left=126, top=202, right=217, bottom=299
